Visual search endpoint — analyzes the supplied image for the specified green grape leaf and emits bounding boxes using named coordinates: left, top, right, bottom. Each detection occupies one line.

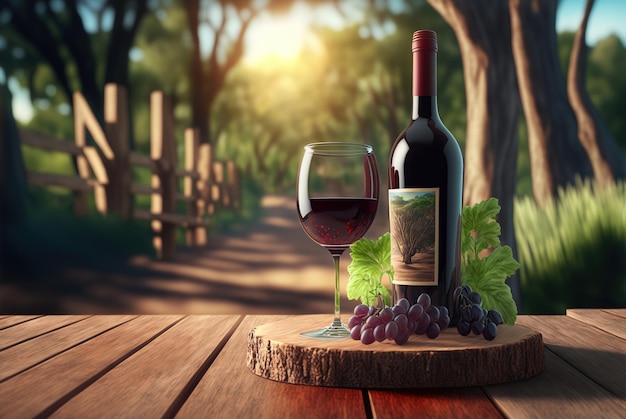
left=462, top=199, right=520, bottom=325
left=462, top=198, right=502, bottom=257
left=462, top=246, right=520, bottom=325
left=347, top=232, right=393, bottom=307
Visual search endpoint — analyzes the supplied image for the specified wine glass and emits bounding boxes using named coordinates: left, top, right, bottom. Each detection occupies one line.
left=297, top=142, right=379, bottom=339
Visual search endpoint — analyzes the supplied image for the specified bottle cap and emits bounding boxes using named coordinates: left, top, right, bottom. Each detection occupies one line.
left=412, top=30, right=438, bottom=53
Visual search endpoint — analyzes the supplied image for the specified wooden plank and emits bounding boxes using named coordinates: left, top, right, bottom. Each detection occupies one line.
left=132, top=209, right=209, bottom=227
left=369, top=388, right=504, bottom=419
left=0, top=315, right=136, bottom=382
left=49, top=315, right=241, bottom=418
left=517, top=315, right=626, bottom=398
left=130, top=182, right=157, bottom=195
left=129, top=151, right=157, bottom=169
left=567, top=309, right=626, bottom=339
left=20, top=129, right=82, bottom=155
left=0, top=315, right=182, bottom=419
left=603, top=309, right=626, bottom=319
left=485, top=349, right=626, bottom=418
left=0, top=315, right=41, bottom=330
left=27, top=172, right=93, bottom=191
left=0, top=315, right=89, bottom=350
left=177, top=315, right=368, bottom=419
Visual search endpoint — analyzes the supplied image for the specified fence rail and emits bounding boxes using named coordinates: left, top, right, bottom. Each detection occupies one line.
left=20, top=83, right=240, bottom=260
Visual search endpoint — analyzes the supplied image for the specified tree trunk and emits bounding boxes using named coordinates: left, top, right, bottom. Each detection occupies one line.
left=184, top=1, right=255, bottom=144
left=1, top=84, right=29, bottom=273
left=509, top=0, right=593, bottom=206
left=428, top=0, right=522, bottom=306
left=567, top=0, right=626, bottom=185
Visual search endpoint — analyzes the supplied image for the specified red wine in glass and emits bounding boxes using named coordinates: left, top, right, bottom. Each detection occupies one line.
left=297, top=142, right=379, bottom=339
left=299, top=197, right=378, bottom=255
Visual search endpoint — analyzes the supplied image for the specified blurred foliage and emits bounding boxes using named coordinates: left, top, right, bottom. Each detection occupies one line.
left=515, top=179, right=626, bottom=314
left=2, top=186, right=155, bottom=280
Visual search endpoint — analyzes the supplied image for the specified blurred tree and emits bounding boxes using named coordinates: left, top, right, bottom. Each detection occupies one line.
left=1, top=0, right=149, bottom=122
left=509, top=0, right=593, bottom=206
left=427, top=0, right=522, bottom=305
left=587, top=35, right=626, bottom=154
left=567, top=0, right=626, bottom=185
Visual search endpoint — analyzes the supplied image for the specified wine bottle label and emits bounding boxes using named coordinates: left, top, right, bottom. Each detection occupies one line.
left=389, top=188, right=440, bottom=286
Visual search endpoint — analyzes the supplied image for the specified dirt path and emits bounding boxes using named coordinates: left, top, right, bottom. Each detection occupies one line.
left=1, top=195, right=388, bottom=315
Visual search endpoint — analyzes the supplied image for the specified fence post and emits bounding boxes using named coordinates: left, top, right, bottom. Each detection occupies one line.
left=104, top=84, right=132, bottom=219
left=150, top=91, right=177, bottom=260
left=184, top=128, right=207, bottom=246
left=198, top=143, right=215, bottom=216
left=73, top=92, right=114, bottom=216
left=227, top=160, right=240, bottom=211
left=212, top=161, right=224, bottom=208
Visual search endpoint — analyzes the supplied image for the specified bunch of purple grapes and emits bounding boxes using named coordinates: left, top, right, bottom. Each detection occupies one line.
left=454, top=285, right=504, bottom=341
left=348, top=293, right=450, bottom=345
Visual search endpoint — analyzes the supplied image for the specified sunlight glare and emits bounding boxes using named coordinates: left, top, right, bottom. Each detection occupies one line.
left=244, top=8, right=318, bottom=63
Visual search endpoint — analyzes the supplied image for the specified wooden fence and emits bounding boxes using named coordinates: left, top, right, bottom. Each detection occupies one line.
left=20, top=83, right=240, bottom=260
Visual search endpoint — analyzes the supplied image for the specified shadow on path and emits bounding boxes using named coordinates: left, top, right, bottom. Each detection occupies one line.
left=1, top=195, right=388, bottom=314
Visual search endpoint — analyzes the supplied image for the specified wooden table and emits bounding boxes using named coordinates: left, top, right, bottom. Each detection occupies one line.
left=1, top=310, right=624, bottom=418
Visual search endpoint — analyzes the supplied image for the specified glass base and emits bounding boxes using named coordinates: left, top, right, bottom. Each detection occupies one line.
left=300, top=319, right=350, bottom=340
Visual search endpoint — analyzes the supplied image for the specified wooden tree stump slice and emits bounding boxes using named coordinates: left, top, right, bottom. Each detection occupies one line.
left=247, top=314, right=544, bottom=388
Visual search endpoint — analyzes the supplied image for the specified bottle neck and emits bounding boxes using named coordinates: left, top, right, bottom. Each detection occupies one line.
left=412, top=96, right=438, bottom=120
left=411, top=43, right=438, bottom=120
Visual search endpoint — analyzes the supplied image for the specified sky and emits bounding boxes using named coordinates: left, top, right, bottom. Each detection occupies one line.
left=8, top=0, right=626, bottom=123
left=556, top=0, right=626, bottom=44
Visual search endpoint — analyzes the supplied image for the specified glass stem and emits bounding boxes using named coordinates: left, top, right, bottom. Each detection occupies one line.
left=332, top=254, right=342, bottom=327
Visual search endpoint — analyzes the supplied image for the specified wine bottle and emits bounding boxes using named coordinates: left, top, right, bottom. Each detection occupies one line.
left=388, top=30, right=463, bottom=311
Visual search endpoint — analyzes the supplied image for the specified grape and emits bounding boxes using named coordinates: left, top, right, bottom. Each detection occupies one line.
left=429, top=306, right=440, bottom=323
left=407, top=304, right=424, bottom=321
left=437, top=313, right=450, bottom=329
left=417, top=293, right=431, bottom=309
left=415, top=312, right=431, bottom=335
left=394, top=313, right=408, bottom=331
left=394, top=331, right=410, bottom=345
left=360, top=328, right=375, bottom=345
left=385, top=321, right=399, bottom=340
left=460, top=306, right=472, bottom=323
left=348, top=315, right=362, bottom=329
left=487, top=309, right=504, bottom=325
left=469, top=291, right=482, bottom=305
left=457, top=320, right=471, bottom=336
left=354, top=304, right=369, bottom=318
left=471, top=304, right=482, bottom=321
left=364, top=315, right=381, bottom=329
left=471, top=320, right=485, bottom=335
left=396, top=298, right=411, bottom=313
left=483, top=321, right=498, bottom=340
left=379, top=307, right=394, bottom=323
left=374, top=324, right=386, bottom=342
left=426, top=322, right=441, bottom=339
left=350, top=324, right=362, bottom=340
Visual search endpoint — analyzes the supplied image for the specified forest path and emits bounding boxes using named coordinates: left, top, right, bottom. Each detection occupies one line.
left=1, top=195, right=388, bottom=314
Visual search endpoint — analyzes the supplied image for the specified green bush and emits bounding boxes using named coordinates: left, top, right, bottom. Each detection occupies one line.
left=515, top=179, right=626, bottom=314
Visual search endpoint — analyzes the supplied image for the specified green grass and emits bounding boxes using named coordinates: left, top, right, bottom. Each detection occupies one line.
left=514, top=179, right=626, bottom=314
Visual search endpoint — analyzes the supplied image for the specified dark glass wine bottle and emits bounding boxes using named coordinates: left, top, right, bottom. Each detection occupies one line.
left=388, top=30, right=463, bottom=311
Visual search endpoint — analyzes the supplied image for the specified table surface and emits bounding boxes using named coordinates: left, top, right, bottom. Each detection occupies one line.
left=1, top=309, right=625, bottom=418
